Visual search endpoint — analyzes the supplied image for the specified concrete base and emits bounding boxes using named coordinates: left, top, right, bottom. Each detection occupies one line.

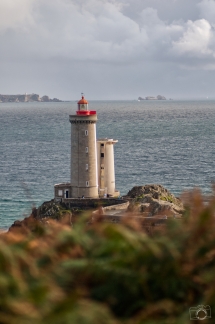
left=71, top=186, right=98, bottom=198
left=98, top=190, right=120, bottom=198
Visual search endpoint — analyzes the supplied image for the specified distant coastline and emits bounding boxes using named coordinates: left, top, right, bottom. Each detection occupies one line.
left=0, top=93, right=63, bottom=103
left=138, top=95, right=166, bottom=101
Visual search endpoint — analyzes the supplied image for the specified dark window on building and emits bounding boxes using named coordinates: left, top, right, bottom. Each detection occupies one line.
left=101, top=144, right=104, bottom=146
left=101, top=153, right=104, bottom=158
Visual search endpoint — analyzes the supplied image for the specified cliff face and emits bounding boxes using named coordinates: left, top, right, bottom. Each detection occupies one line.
left=0, top=93, right=62, bottom=103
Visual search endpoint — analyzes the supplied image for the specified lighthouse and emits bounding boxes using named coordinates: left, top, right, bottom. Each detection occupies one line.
left=54, top=95, right=120, bottom=200
left=69, top=95, right=98, bottom=198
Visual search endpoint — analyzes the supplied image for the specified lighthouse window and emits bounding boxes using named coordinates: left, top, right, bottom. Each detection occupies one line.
left=85, top=130, right=88, bottom=136
left=85, top=147, right=88, bottom=153
left=101, top=153, right=104, bottom=158
left=101, top=144, right=104, bottom=147
left=58, top=190, right=63, bottom=197
left=86, top=181, right=89, bottom=187
left=86, top=164, right=88, bottom=170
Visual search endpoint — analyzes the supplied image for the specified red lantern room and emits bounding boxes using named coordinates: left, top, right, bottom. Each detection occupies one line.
left=78, top=96, right=88, bottom=111
left=76, top=94, right=96, bottom=115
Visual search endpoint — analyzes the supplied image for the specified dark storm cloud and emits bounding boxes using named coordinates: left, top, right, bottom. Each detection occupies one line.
left=0, top=0, right=215, bottom=99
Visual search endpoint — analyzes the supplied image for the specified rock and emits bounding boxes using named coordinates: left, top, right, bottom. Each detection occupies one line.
left=41, top=95, right=50, bottom=102
left=52, top=98, right=62, bottom=102
left=144, top=95, right=166, bottom=100
left=157, top=95, right=166, bottom=100
left=8, top=200, right=72, bottom=233
left=125, top=184, right=184, bottom=217
left=30, top=94, right=40, bottom=101
left=9, top=215, right=39, bottom=234
left=34, top=200, right=72, bottom=221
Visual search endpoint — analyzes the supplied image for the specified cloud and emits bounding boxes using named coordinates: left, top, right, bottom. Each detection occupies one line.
left=2, top=0, right=215, bottom=98
left=0, top=0, right=150, bottom=63
left=0, top=0, right=210, bottom=69
left=0, top=0, right=213, bottom=66
left=0, top=0, right=35, bottom=32
left=198, top=0, right=215, bottom=25
left=171, top=19, right=212, bottom=57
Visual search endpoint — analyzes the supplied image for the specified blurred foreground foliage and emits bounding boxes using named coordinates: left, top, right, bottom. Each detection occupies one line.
left=1, top=190, right=215, bottom=323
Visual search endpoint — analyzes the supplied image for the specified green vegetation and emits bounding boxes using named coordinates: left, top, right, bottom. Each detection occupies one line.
left=1, top=190, right=215, bottom=323
left=160, top=195, right=174, bottom=203
left=134, top=195, right=145, bottom=202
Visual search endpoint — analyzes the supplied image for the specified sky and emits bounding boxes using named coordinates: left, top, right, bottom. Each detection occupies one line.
left=1, top=0, right=215, bottom=100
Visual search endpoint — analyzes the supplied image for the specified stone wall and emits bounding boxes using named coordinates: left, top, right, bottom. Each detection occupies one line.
left=102, top=201, right=129, bottom=211
left=62, top=198, right=127, bottom=210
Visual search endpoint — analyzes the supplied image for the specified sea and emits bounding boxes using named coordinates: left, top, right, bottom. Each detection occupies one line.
left=1, top=100, right=215, bottom=229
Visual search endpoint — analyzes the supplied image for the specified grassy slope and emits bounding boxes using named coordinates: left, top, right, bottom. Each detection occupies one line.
left=0, top=190, right=215, bottom=323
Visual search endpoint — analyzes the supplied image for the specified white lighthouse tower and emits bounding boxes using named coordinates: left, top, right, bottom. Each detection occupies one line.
left=97, top=138, right=120, bottom=197
left=69, top=95, right=98, bottom=198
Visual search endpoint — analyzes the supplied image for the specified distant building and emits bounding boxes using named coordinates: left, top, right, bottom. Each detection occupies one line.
left=54, top=95, right=120, bottom=199
left=145, top=96, right=157, bottom=100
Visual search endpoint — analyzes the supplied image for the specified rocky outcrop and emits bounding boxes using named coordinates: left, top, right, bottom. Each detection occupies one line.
left=41, top=95, right=50, bottom=102
left=144, top=95, right=166, bottom=100
left=8, top=185, right=183, bottom=233
left=157, top=95, right=166, bottom=100
left=35, top=200, right=71, bottom=219
left=30, top=94, right=40, bottom=101
left=0, top=94, right=27, bottom=103
left=125, top=184, right=184, bottom=217
left=9, top=201, right=72, bottom=233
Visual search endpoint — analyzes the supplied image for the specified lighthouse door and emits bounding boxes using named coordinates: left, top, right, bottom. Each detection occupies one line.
left=64, top=190, right=69, bottom=199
